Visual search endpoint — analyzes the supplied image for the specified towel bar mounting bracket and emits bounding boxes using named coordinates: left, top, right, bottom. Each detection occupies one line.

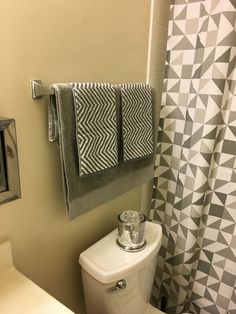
left=31, top=79, right=54, bottom=99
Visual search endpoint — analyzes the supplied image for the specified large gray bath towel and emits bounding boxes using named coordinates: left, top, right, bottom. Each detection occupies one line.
left=49, top=83, right=156, bottom=220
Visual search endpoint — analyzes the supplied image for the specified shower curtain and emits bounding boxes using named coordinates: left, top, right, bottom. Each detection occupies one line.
left=152, top=0, right=236, bottom=313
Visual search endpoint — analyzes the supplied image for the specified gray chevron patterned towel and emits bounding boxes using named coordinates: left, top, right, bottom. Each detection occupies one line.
left=49, top=83, right=155, bottom=220
left=72, top=83, right=118, bottom=176
left=119, top=83, right=153, bottom=162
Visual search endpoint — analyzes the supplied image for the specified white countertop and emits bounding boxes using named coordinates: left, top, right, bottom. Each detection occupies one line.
left=0, top=240, right=75, bottom=314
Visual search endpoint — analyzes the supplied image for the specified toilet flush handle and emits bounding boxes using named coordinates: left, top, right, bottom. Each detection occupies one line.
left=106, top=279, right=126, bottom=293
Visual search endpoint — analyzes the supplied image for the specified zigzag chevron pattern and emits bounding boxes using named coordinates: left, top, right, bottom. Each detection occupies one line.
left=120, top=83, right=153, bottom=161
left=73, top=83, right=118, bottom=176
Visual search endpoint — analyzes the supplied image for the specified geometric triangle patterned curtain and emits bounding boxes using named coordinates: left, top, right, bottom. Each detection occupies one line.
left=151, top=0, right=236, bottom=313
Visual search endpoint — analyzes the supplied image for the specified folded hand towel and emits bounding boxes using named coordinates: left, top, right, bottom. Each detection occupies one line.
left=119, top=83, right=153, bottom=162
left=72, top=83, right=118, bottom=176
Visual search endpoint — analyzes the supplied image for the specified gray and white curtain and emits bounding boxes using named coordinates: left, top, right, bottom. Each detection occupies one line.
left=152, top=0, right=236, bottom=313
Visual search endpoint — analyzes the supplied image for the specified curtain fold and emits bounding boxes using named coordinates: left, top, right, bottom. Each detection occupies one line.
left=152, top=0, right=236, bottom=313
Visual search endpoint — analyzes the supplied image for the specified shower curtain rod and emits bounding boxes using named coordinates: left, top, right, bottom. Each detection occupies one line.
left=30, top=80, right=54, bottom=99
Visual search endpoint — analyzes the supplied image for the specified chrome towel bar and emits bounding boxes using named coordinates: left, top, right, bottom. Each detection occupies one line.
left=31, top=80, right=54, bottom=99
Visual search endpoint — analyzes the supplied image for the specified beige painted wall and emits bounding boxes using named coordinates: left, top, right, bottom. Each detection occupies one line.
left=142, top=0, right=170, bottom=212
left=0, top=1, right=151, bottom=313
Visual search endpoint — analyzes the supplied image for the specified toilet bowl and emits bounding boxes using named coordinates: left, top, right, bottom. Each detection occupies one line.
left=79, top=221, right=164, bottom=314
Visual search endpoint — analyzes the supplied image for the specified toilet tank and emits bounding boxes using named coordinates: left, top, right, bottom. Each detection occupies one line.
left=79, top=221, right=162, bottom=314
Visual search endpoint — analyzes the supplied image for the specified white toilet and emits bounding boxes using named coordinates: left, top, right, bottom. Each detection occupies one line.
left=79, top=221, right=164, bottom=314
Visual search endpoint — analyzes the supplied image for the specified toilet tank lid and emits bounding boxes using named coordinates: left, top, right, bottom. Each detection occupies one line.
left=79, top=221, right=162, bottom=284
